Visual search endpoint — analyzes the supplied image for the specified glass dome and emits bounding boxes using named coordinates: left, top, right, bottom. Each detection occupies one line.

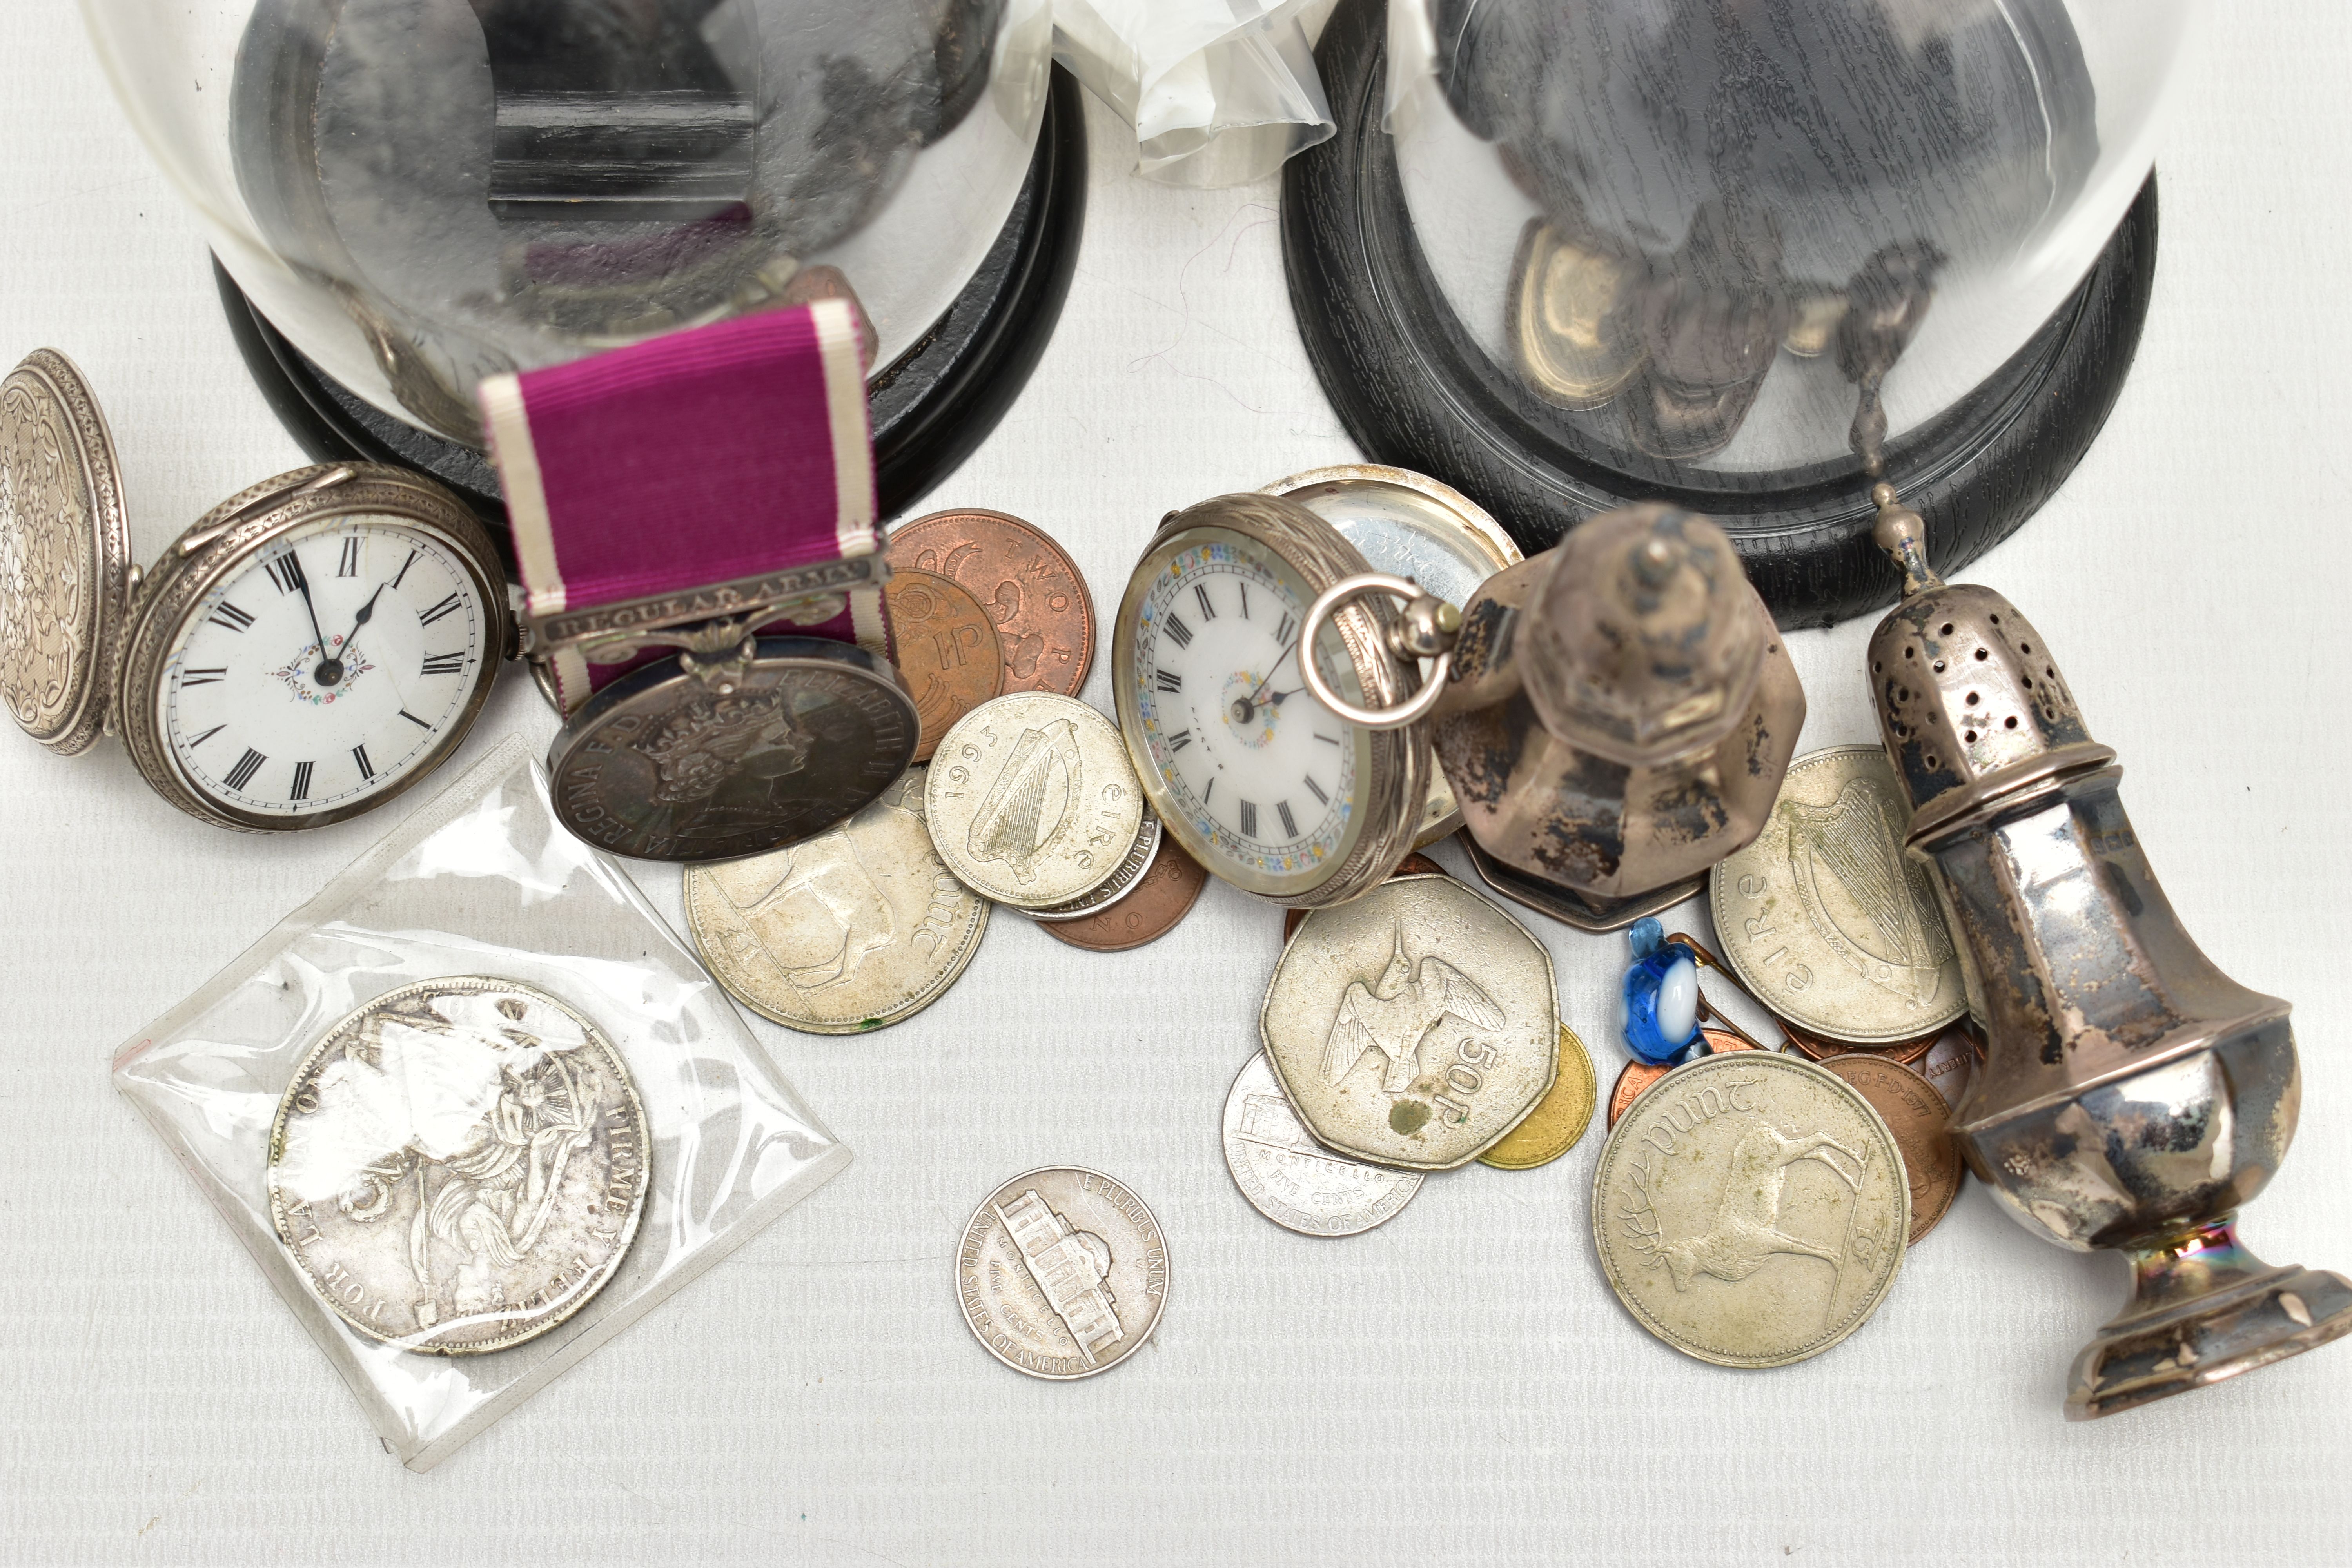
left=82, top=0, right=1053, bottom=446
left=1385, top=0, right=2196, bottom=481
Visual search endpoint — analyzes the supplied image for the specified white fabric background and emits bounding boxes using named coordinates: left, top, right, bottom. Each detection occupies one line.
left=4, top=5, right=2349, bottom=1562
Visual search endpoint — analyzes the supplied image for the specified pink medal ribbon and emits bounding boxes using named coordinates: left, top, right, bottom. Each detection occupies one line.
left=476, top=301, right=891, bottom=713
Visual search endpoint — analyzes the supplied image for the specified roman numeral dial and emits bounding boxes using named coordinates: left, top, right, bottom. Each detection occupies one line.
left=1125, top=531, right=1363, bottom=895
left=158, top=515, right=494, bottom=820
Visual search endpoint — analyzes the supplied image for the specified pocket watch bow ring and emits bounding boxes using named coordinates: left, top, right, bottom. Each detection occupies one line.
left=1112, top=492, right=1452, bottom=909
left=1, top=349, right=511, bottom=831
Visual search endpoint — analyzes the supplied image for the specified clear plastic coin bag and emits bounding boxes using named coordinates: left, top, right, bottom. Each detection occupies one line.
left=111, top=737, right=850, bottom=1471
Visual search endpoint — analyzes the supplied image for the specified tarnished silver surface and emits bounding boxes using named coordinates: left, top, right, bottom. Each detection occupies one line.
left=1222, top=1052, right=1423, bottom=1236
left=0, top=349, right=129, bottom=757
left=1866, top=488, right=2352, bottom=1418
left=1262, top=465, right=1520, bottom=848
left=956, top=1166, right=1169, bottom=1380
left=1261, top=874, right=1557, bottom=1171
left=1030, top=811, right=1162, bottom=923
left=1593, top=1052, right=1907, bottom=1368
left=548, top=636, right=917, bottom=863
left=926, top=692, right=1143, bottom=909
left=1114, top=493, right=1433, bottom=909
left=684, top=765, right=989, bottom=1034
left=1431, top=505, right=1803, bottom=922
left=266, top=978, right=650, bottom=1356
left=1709, top=745, right=1967, bottom=1044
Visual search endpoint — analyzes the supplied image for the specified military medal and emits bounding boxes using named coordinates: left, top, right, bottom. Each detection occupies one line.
left=1, top=350, right=508, bottom=830
left=478, top=303, right=916, bottom=862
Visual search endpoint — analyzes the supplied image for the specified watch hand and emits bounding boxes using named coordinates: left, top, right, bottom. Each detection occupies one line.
left=1231, top=642, right=1300, bottom=725
left=1245, top=642, right=1298, bottom=710
left=286, top=551, right=334, bottom=685
left=315, top=583, right=385, bottom=687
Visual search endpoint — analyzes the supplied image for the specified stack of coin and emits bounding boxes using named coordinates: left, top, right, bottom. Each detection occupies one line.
left=1221, top=871, right=1595, bottom=1238
left=925, top=692, right=1164, bottom=922
left=1691, top=743, right=1978, bottom=1243
left=885, top=506, right=1097, bottom=758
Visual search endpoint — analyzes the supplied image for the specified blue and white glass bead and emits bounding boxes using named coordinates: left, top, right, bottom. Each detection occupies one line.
left=1621, top=918, right=1701, bottom=1064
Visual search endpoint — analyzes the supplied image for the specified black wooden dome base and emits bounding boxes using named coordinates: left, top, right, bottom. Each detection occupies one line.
left=219, top=65, right=1088, bottom=550
left=1281, top=0, right=2158, bottom=628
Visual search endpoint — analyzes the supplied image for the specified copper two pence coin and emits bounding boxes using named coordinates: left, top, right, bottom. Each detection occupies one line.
left=1605, top=1027, right=1758, bottom=1130
left=1784, top=1020, right=1940, bottom=1065
left=1041, top=841, right=1209, bottom=953
left=1283, top=852, right=1446, bottom=942
left=888, top=509, right=1095, bottom=696
left=884, top=568, right=1003, bottom=762
left=1820, top=1054, right=1962, bottom=1243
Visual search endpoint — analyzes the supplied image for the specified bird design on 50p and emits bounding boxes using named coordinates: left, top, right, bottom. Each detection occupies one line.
left=1322, top=926, right=1507, bottom=1094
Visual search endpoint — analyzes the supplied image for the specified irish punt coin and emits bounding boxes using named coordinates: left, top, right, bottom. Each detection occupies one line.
left=1593, top=1051, right=1907, bottom=1368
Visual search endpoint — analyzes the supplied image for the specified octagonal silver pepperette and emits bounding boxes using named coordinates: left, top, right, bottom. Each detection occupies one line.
left=1866, top=485, right=2351, bottom=1419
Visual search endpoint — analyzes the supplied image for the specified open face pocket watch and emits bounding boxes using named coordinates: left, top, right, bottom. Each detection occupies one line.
left=1112, top=490, right=1459, bottom=909
left=1, top=350, right=511, bottom=830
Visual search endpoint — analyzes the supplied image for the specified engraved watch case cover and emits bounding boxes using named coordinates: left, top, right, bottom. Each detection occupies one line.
left=1262, top=463, right=1521, bottom=848
left=1114, top=492, right=1435, bottom=909
left=547, top=635, right=918, bottom=863
left=0, top=349, right=132, bottom=756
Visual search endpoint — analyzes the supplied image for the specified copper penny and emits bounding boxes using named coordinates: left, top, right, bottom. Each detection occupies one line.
left=1605, top=1027, right=1757, bottom=1130
left=1040, top=841, right=1209, bottom=953
left=1784, top=1021, right=1940, bottom=1065
left=1283, top=853, right=1446, bottom=942
left=884, top=568, right=1004, bottom=762
left=888, top=509, right=1095, bottom=697
left=1914, top=1024, right=1980, bottom=1119
left=1820, top=1054, right=1962, bottom=1244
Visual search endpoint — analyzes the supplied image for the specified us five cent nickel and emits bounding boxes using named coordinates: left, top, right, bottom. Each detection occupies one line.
left=1593, top=1051, right=1907, bottom=1367
left=925, top=693, right=1143, bottom=909
left=956, top=1165, right=1169, bottom=1379
left=685, top=764, right=989, bottom=1034
left=267, top=977, right=650, bottom=1355
left=1223, top=1053, right=1422, bottom=1235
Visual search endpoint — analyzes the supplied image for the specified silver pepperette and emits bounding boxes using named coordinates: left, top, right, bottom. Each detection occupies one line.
left=1430, top=504, right=1806, bottom=931
left=1866, top=484, right=2351, bottom=1418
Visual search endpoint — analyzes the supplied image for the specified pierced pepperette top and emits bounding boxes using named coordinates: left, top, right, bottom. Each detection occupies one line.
left=1867, top=486, right=2106, bottom=837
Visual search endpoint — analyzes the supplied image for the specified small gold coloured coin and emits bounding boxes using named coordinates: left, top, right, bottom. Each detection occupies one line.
left=1593, top=1051, right=1907, bottom=1368
left=925, top=692, right=1143, bottom=910
left=1509, top=220, right=1646, bottom=410
left=686, top=765, right=988, bottom=1034
left=1709, top=745, right=1967, bottom=1045
left=1478, top=1025, right=1598, bottom=1170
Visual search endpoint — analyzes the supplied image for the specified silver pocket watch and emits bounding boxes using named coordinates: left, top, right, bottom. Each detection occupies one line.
left=1, top=349, right=511, bottom=830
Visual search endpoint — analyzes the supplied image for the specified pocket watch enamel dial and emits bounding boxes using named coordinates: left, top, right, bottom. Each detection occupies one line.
left=1112, top=492, right=1433, bottom=908
left=0, top=350, right=510, bottom=833
left=125, top=481, right=505, bottom=827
